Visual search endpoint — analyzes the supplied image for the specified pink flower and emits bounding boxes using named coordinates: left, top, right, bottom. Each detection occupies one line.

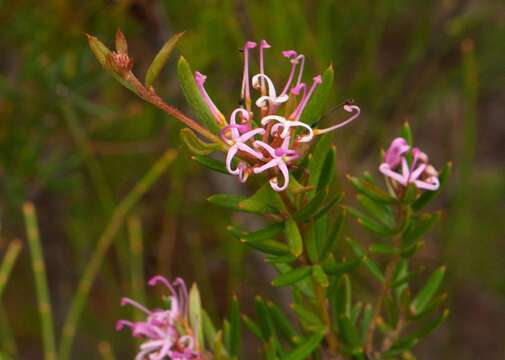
left=116, top=276, right=199, bottom=360
left=253, top=136, right=300, bottom=191
left=379, top=138, right=440, bottom=191
left=194, top=40, right=360, bottom=191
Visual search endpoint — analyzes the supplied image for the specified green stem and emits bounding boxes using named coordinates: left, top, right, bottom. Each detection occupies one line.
left=58, top=149, right=177, bottom=360
left=23, top=203, right=57, bottom=360
left=0, top=240, right=22, bottom=300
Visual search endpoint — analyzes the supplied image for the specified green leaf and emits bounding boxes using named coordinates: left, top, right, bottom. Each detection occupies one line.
left=181, top=128, right=221, bottom=155
left=402, top=212, right=441, bottom=246
left=294, top=189, right=328, bottom=222
left=312, top=193, right=343, bottom=221
left=400, top=241, right=424, bottom=258
left=272, top=266, right=312, bottom=287
left=300, top=65, right=334, bottom=126
left=242, top=238, right=290, bottom=256
left=320, top=209, right=345, bottom=259
left=188, top=283, right=204, bottom=349
left=346, top=238, right=384, bottom=282
left=239, top=183, right=284, bottom=214
left=291, top=304, right=324, bottom=331
left=265, top=254, right=297, bottom=264
left=241, top=222, right=284, bottom=243
left=145, top=32, right=184, bottom=87
left=274, top=264, right=314, bottom=298
left=410, top=266, right=446, bottom=316
left=322, top=258, right=361, bottom=276
left=208, top=192, right=279, bottom=215
left=337, top=315, right=362, bottom=353
left=208, top=194, right=246, bottom=210
left=356, top=194, right=395, bottom=229
left=242, top=314, right=263, bottom=340
left=202, top=309, right=217, bottom=349
left=317, top=146, right=336, bottom=191
left=369, top=243, right=400, bottom=255
left=266, top=302, right=298, bottom=345
left=192, top=155, right=228, bottom=174
left=410, top=309, right=449, bottom=339
left=345, top=206, right=396, bottom=236
left=312, top=265, right=329, bottom=288
left=177, top=56, right=221, bottom=134
left=229, top=296, right=240, bottom=358
left=307, top=134, right=332, bottom=199
left=412, top=162, right=451, bottom=211
left=401, top=122, right=413, bottom=146
left=280, top=332, right=325, bottom=360
left=360, top=304, right=373, bottom=341
left=284, top=218, right=303, bottom=257
left=254, top=296, right=273, bottom=340
left=347, top=175, right=396, bottom=204
left=304, top=225, right=318, bottom=263
left=334, top=274, right=351, bottom=317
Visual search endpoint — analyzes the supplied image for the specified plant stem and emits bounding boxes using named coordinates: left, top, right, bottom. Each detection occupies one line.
left=126, top=73, right=222, bottom=144
left=23, top=203, right=57, bottom=360
left=314, top=280, right=339, bottom=353
left=59, top=149, right=177, bottom=360
left=127, top=215, right=147, bottom=318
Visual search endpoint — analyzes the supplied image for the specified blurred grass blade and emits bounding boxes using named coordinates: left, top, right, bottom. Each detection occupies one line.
left=145, top=32, right=184, bottom=87
left=59, top=149, right=177, bottom=360
left=229, top=295, right=240, bottom=358
left=266, top=301, right=297, bottom=345
left=0, top=240, right=22, bottom=300
left=97, top=341, right=116, bottom=360
left=127, top=215, right=146, bottom=316
left=23, top=203, right=57, bottom=360
left=202, top=310, right=217, bottom=348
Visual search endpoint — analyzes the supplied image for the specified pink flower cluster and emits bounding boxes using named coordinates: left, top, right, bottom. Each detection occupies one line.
left=116, top=276, right=199, bottom=360
left=379, top=137, right=440, bottom=191
left=196, top=40, right=360, bottom=191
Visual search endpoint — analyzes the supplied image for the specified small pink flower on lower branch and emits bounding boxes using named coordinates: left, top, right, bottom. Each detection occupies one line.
left=116, top=276, right=200, bottom=360
left=379, top=137, right=440, bottom=192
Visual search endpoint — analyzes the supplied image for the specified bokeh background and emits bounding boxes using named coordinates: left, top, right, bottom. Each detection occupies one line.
left=1, top=0, right=504, bottom=359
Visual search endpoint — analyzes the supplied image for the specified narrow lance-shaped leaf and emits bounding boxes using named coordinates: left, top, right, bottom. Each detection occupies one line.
left=202, top=310, right=217, bottom=349
left=145, top=32, right=185, bottom=87
left=300, top=64, right=334, bottom=126
left=284, top=218, right=303, bottom=257
left=192, top=155, right=228, bottom=174
left=312, top=265, right=329, bottom=288
left=272, top=266, right=312, bottom=287
left=410, top=266, right=446, bottom=316
left=346, top=238, right=384, bottom=282
left=189, top=283, right=204, bottom=350
left=317, top=146, right=336, bottom=191
left=241, top=222, right=284, bottom=243
left=180, top=128, right=221, bottom=155
left=177, top=56, right=221, bottom=134
left=280, top=332, right=325, bottom=360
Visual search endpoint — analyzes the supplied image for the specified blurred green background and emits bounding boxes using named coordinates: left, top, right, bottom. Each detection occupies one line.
left=1, top=0, right=504, bottom=359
